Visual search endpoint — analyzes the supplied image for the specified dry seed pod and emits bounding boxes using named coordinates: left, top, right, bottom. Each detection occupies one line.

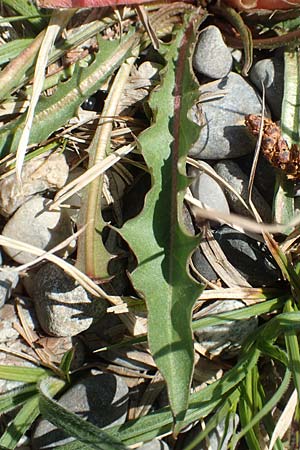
left=245, top=114, right=300, bottom=180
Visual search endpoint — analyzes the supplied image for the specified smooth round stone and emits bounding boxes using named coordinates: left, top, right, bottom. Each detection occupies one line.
left=193, top=26, right=232, bottom=79
left=33, top=263, right=106, bottom=337
left=189, top=73, right=265, bottom=159
left=32, top=371, right=129, bottom=449
left=213, top=225, right=281, bottom=287
left=250, top=57, right=284, bottom=119
left=194, top=300, right=258, bottom=358
left=191, top=247, right=217, bottom=282
left=2, top=196, right=75, bottom=264
left=214, top=160, right=272, bottom=222
left=189, top=165, right=230, bottom=216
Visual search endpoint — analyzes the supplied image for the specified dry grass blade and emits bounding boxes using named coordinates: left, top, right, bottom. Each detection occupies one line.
left=247, top=84, right=265, bottom=210
left=0, top=234, right=106, bottom=298
left=15, top=9, right=74, bottom=185
left=0, top=346, right=42, bottom=366
left=199, top=287, right=277, bottom=302
left=136, top=5, right=159, bottom=50
left=268, top=388, right=298, bottom=450
left=51, top=143, right=136, bottom=209
left=130, top=371, right=164, bottom=419
left=185, top=192, right=300, bottom=234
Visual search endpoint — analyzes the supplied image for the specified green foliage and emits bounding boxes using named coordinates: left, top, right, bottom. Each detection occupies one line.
left=0, top=32, right=139, bottom=155
left=1, top=0, right=46, bottom=32
left=121, top=13, right=202, bottom=423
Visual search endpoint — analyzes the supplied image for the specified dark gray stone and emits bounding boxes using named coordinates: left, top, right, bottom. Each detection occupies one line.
left=214, top=160, right=272, bottom=222
left=32, top=372, right=129, bottom=449
left=33, top=263, right=106, bottom=337
left=250, top=57, right=284, bottom=119
left=189, top=73, right=266, bottom=159
left=193, top=26, right=232, bottom=79
left=191, top=247, right=217, bottom=282
left=213, top=226, right=281, bottom=287
left=194, top=300, right=258, bottom=358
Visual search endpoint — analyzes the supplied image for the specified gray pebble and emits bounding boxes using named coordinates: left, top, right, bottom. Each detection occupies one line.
left=193, top=26, right=232, bottom=79
left=191, top=247, right=217, bottom=282
left=0, top=268, right=19, bottom=308
left=214, top=160, right=272, bottom=222
left=214, top=225, right=280, bottom=287
left=189, top=73, right=265, bottom=159
left=2, top=196, right=75, bottom=264
left=189, top=165, right=230, bottom=215
left=33, top=263, right=106, bottom=337
left=32, top=371, right=129, bottom=449
left=250, top=57, right=284, bottom=119
left=194, top=300, right=258, bottom=358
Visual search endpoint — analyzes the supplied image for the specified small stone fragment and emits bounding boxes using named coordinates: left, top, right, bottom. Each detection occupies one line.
left=193, top=26, right=232, bottom=79
left=0, top=153, right=69, bottom=217
left=0, top=268, right=19, bottom=308
left=33, top=263, right=106, bottom=337
left=189, top=73, right=266, bottom=159
left=250, top=56, right=284, bottom=119
left=2, top=196, right=75, bottom=264
left=32, top=371, right=129, bottom=449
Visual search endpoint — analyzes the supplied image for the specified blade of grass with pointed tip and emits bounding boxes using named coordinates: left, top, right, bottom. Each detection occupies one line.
left=38, top=378, right=127, bottom=450
left=0, top=377, right=65, bottom=449
left=120, top=11, right=204, bottom=424
left=0, top=384, right=38, bottom=414
left=0, top=365, right=49, bottom=383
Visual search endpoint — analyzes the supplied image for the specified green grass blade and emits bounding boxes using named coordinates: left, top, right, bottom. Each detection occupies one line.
left=0, top=39, right=33, bottom=65
left=38, top=377, right=127, bottom=450
left=234, top=369, right=291, bottom=447
left=0, top=365, right=49, bottom=383
left=284, top=300, right=300, bottom=398
left=0, top=377, right=65, bottom=449
left=0, top=383, right=37, bottom=414
left=0, top=395, right=40, bottom=448
left=184, top=391, right=239, bottom=450
left=1, top=0, right=46, bottom=32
